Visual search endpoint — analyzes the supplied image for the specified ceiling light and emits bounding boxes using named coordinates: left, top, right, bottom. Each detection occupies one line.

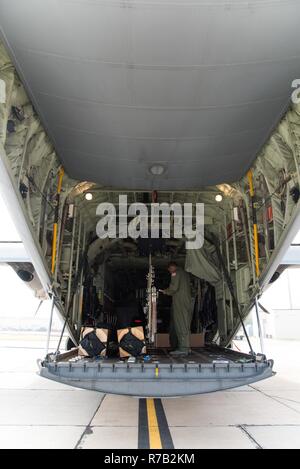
left=149, top=164, right=165, bottom=176
left=85, top=192, right=93, bottom=201
left=215, top=194, right=223, bottom=202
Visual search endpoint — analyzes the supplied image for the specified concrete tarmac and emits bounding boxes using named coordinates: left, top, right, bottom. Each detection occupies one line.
left=0, top=333, right=300, bottom=449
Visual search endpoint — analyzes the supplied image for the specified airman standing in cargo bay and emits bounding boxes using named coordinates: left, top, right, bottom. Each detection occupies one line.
left=159, top=261, right=192, bottom=356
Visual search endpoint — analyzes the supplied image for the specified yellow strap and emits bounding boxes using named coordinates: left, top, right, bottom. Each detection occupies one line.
left=247, top=170, right=254, bottom=197
left=57, top=167, right=65, bottom=194
left=146, top=398, right=162, bottom=449
left=51, top=167, right=64, bottom=275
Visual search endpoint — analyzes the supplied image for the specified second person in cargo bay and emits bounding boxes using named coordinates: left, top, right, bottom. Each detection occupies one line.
left=160, top=262, right=192, bottom=356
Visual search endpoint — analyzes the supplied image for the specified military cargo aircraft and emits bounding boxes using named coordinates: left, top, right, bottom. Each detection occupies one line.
left=0, top=1, right=300, bottom=396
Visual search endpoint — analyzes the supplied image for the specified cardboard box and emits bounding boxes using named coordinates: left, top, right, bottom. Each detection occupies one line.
left=155, top=333, right=205, bottom=348
left=154, top=333, right=170, bottom=348
left=190, top=333, right=205, bottom=348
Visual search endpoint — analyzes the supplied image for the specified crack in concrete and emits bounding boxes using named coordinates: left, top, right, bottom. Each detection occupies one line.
left=74, top=394, right=106, bottom=450
left=249, top=385, right=300, bottom=415
left=239, top=425, right=263, bottom=449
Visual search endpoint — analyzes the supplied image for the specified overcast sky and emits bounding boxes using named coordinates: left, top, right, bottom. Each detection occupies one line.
left=0, top=194, right=59, bottom=325
left=0, top=194, right=20, bottom=242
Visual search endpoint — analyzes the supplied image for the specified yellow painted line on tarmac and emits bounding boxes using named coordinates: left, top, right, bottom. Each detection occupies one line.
left=146, top=398, right=163, bottom=449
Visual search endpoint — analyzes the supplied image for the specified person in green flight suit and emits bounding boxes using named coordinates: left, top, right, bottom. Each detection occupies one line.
left=159, top=261, right=192, bottom=356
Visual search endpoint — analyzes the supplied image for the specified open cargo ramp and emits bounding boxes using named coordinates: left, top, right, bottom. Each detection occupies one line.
left=39, top=346, right=274, bottom=397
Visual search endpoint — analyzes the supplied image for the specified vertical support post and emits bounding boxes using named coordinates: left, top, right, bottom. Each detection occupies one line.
left=66, top=206, right=77, bottom=311
left=224, top=212, right=233, bottom=333
left=72, top=215, right=82, bottom=324
left=74, top=216, right=82, bottom=274
left=247, top=170, right=260, bottom=278
left=46, top=294, right=55, bottom=356
left=242, top=200, right=256, bottom=283
left=231, top=204, right=238, bottom=330
left=77, top=225, right=86, bottom=333
left=255, top=297, right=265, bottom=355
left=54, top=206, right=65, bottom=284
left=231, top=204, right=238, bottom=272
left=219, top=224, right=227, bottom=339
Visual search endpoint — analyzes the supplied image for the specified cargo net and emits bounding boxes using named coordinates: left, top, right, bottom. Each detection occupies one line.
left=78, top=325, right=146, bottom=359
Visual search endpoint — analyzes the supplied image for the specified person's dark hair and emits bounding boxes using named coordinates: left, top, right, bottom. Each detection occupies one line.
left=167, top=261, right=177, bottom=268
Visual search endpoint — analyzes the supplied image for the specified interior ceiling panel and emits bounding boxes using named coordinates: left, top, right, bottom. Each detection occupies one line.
left=1, top=0, right=300, bottom=190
